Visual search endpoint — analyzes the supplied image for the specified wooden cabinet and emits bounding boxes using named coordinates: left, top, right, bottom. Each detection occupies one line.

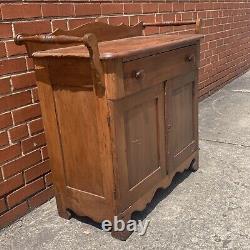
left=16, top=22, right=202, bottom=240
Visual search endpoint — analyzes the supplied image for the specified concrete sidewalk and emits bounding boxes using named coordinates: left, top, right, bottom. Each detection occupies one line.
left=0, top=71, right=249, bottom=250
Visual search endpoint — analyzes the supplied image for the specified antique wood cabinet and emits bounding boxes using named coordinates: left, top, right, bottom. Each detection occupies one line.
left=15, top=22, right=202, bottom=240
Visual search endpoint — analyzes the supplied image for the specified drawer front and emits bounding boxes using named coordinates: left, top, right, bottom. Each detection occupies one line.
left=123, top=45, right=197, bottom=96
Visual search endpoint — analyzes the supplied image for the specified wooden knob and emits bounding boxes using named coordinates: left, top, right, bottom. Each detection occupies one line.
left=185, top=54, right=195, bottom=63
left=134, top=69, right=145, bottom=80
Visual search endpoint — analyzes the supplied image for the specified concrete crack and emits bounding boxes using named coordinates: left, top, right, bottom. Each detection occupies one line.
left=200, top=138, right=250, bottom=148
left=232, top=89, right=250, bottom=93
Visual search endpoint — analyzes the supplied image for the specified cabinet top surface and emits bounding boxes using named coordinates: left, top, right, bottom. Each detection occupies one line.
left=33, top=34, right=203, bottom=61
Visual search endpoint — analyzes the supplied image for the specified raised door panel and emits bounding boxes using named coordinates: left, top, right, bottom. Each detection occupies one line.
left=110, top=83, right=166, bottom=212
left=167, top=72, right=198, bottom=173
left=125, top=98, right=160, bottom=188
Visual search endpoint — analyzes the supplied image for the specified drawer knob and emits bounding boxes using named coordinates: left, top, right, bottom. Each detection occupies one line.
left=134, top=69, right=145, bottom=80
left=185, top=54, right=195, bottom=63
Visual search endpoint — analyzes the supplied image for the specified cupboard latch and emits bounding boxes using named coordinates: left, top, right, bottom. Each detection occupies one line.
left=164, top=80, right=168, bottom=95
left=113, top=187, right=117, bottom=200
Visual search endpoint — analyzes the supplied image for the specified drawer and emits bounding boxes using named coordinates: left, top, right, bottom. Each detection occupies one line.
left=123, top=45, right=197, bottom=96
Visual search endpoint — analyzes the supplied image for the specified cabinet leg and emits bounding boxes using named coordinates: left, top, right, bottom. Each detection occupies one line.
left=55, top=194, right=71, bottom=220
left=189, top=153, right=199, bottom=172
left=58, top=208, right=72, bottom=220
left=111, top=214, right=133, bottom=241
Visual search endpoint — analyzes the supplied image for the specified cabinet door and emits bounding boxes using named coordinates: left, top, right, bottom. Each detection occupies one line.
left=110, top=83, right=166, bottom=212
left=166, top=72, right=198, bottom=174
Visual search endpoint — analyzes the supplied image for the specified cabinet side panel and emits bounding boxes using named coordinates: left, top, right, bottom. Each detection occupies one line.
left=34, top=58, right=69, bottom=218
left=53, top=87, right=104, bottom=197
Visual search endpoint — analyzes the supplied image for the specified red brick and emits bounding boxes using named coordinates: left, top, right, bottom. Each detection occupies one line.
left=26, top=58, right=34, bottom=71
left=12, top=103, right=41, bottom=125
left=0, top=58, right=27, bottom=76
left=29, top=118, right=44, bottom=135
left=28, top=186, right=54, bottom=209
left=7, top=177, right=45, bottom=208
left=0, top=77, right=11, bottom=95
left=156, top=14, right=162, bottom=23
left=21, top=3, right=42, bottom=19
left=75, top=3, right=101, bottom=16
left=101, top=3, right=123, bottom=15
left=173, top=3, right=184, bottom=12
left=22, top=133, right=46, bottom=154
left=196, top=3, right=206, bottom=11
left=9, top=124, right=29, bottom=143
left=129, top=16, right=139, bottom=26
left=2, top=150, right=42, bottom=178
left=175, top=13, right=182, bottom=22
left=0, top=23, right=12, bottom=39
left=42, top=3, right=74, bottom=17
left=0, top=91, right=32, bottom=113
left=185, top=3, right=196, bottom=11
left=0, top=42, right=6, bottom=58
left=0, top=132, right=9, bottom=148
left=5, top=41, right=26, bottom=57
left=142, top=3, right=158, bottom=14
left=1, top=3, right=41, bottom=20
left=45, top=172, right=52, bottom=186
left=32, top=88, right=39, bottom=103
left=51, top=19, right=67, bottom=32
left=0, top=144, right=21, bottom=165
left=159, top=3, right=173, bottom=13
left=139, top=15, right=155, bottom=23
left=124, top=3, right=142, bottom=14
left=0, top=112, right=12, bottom=130
left=182, top=12, right=193, bottom=21
left=41, top=146, right=48, bottom=160
left=0, top=202, right=28, bottom=229
left=109, top=16, right=129, bottom=26
left=0, top=173, right=24, bottom=197
left=24, top=160, right=50, bottom=183
left=0, top=198, right=7, bottom=214
left=12, top=72, right=36, bottom=91
left=14, top=20, right=51, bottom=36
left=162, top=13, right=175, bottom=22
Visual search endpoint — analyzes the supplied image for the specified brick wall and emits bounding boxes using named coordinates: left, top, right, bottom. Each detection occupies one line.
left=0, top=1, right=249, bottom=229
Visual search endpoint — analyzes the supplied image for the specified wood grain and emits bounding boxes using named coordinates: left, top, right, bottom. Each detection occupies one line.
left=33, top=34, right=203, bottom=61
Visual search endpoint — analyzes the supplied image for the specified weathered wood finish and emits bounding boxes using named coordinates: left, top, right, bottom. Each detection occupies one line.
left=123, top=45, right=196, bottom=98
left=15, top=22, right=144, bottom=56
left=109, top=84, right=166, bottom=212
left=16, top=22, right=202, bottom=240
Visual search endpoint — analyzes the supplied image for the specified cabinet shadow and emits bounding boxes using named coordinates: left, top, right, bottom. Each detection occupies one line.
left=69, top=169, right=193, bottom=231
